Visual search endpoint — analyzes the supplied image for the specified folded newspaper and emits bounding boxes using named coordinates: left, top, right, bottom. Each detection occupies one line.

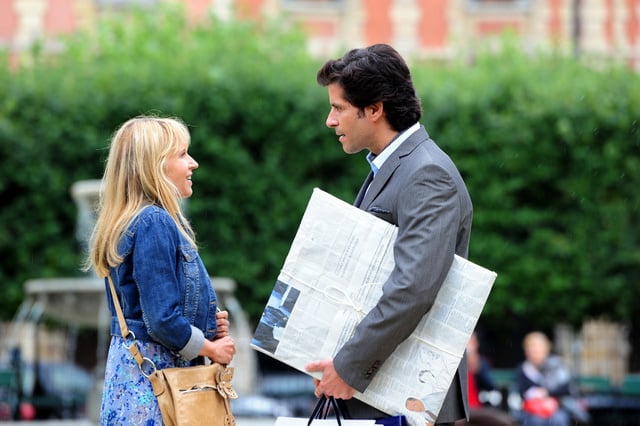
left=251, top=188, right=497, bottom=426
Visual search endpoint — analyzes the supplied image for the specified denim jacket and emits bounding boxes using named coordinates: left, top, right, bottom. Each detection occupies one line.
left=106, top=205, right=218, bottom=362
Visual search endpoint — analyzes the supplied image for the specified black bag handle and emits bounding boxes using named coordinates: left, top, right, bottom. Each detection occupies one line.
left=308, top=395, right=343, bottom=426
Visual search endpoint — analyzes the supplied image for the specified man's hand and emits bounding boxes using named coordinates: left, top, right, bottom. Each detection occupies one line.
left=305, top=359, right=355, bottom=399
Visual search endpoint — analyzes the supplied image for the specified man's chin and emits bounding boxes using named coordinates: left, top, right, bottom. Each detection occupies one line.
left=342, top=145, right=364, bottom=155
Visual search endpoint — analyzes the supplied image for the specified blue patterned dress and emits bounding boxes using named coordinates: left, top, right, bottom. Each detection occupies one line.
left=100, top=335, right=191, bottom=426
left=100, top=206, right=218, bottom=425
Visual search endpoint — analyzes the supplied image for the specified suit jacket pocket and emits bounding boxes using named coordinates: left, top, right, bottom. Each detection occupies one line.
left=367, top=206, right=393, bottom=223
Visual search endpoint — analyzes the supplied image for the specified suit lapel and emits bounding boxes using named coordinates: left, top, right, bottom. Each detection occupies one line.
left=354, top=172, right=374, bottom=207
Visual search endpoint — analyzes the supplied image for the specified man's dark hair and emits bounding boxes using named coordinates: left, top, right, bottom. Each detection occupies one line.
left=316, top=44, right=422, bottom=131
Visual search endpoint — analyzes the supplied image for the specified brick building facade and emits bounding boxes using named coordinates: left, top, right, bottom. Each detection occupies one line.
left=0, top=0, right=638, bottom=67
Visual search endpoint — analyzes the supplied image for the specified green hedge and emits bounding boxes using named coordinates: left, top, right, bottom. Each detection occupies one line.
left=412, top=47, right=640, bottom=336
left=0, top=6, right=362, bottom=321
left=1, top=5, right=638, bottom=347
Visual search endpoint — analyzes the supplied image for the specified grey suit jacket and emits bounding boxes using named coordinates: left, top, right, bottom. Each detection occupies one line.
left=334, top=126, right=473, bottom=423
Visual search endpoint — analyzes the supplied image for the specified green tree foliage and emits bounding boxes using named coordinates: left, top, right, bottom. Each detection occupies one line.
left=412, top=46, right=640, bottom=335
left=0, top=5, right=638, bottom=345
left=0, top=4, right=361, bottom=321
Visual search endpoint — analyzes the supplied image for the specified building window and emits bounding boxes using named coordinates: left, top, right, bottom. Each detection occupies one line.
left=466, top=0, right=530, bottom=12
left=282, top=0, right=344, bottom=12
left=283, top=0, right=342, bottom=3
left=96, top=0, right=160, bottom=7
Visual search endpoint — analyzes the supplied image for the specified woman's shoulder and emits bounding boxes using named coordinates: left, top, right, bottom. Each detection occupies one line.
left=118, top=206, right=176, bottom=256
left=544, top=354, right=569, bottom=371
left=129, top=205, right=177, bottom=233
left=137, top=204, right=169, bottom=218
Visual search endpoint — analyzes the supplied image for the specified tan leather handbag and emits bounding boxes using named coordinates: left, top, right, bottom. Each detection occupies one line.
left=107, top=275, right=237, bottom=426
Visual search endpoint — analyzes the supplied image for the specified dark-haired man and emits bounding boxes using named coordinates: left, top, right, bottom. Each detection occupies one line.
left=306, top=44, right=473, bottom=426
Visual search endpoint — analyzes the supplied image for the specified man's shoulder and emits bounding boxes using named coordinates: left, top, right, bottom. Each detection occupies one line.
left=402, top=136, right=455, bottom=171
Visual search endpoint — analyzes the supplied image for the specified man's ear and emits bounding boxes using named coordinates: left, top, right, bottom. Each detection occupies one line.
left=367, top=101, right=384, bottom=121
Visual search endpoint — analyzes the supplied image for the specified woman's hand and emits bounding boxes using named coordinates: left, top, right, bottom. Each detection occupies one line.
left=215, top=310, right=231, bottom=338
left=203, top=335, right=236, bottom=365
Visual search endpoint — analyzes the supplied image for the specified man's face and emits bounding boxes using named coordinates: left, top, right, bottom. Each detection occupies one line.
left=325, top=83, right=374, bottom=154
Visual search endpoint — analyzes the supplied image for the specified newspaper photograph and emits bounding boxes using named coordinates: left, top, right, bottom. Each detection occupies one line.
left=251, top=188, right=497, bottom=426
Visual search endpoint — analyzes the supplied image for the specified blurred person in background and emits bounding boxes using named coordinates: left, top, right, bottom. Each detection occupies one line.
left=455, top=331, right=516, bottom=426
left=515, top=331, right=581, bottom=426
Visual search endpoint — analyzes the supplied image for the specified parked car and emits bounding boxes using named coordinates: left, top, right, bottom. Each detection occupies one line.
left=24, top=360, right=94, bottom=419
left=0, top=364, right=18, bottom=420
left=5, top=348, right=94, bottom=420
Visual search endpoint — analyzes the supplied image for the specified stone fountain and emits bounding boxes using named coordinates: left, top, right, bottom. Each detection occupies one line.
left=3, top=179, right=257, bottom=421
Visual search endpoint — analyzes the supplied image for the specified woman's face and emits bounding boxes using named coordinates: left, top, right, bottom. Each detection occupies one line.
left=525, top=335, right=550, bottom=366
left=165, top=139, right=199, bottom=198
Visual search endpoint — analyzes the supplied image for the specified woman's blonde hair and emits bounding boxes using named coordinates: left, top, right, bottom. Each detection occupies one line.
left=87, top=116, right=196, bottom=277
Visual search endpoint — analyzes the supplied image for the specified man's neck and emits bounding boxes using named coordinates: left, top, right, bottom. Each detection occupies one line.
left=370, top=128, right=400, bottom=155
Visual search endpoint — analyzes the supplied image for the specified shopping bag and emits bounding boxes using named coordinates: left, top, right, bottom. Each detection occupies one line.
left=375, top=416, right=407, bottom=426
left=274, top=396, right=377, bottom=426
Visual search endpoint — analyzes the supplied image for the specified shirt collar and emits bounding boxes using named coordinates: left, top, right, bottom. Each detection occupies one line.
left=367, top=122, right=421, bottom=175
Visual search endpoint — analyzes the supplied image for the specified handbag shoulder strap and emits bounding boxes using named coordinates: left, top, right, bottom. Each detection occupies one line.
left=106, top=274, right=148, bottom=370
left=106, top=274, right=165, bottom=397
left=107, top=274, right=130, bottom=337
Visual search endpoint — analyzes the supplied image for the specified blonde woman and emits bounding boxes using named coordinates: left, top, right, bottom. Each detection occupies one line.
left=87, top=116, right=235, bottom=425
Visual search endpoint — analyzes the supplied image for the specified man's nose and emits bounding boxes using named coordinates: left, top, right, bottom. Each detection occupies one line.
left=326, top=113, right=337, bottom=128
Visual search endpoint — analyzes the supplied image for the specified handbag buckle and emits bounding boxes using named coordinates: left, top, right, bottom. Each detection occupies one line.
left=122, top=330, right=137, bottom=348
left=138, top=356, right=158, bottom=378
left=120, top=332, right=158, bottom=378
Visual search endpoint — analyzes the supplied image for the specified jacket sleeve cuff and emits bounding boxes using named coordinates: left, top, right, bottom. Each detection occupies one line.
left=179, top=325, right=204, bottom=361
left=334, top=351, right=371, bottom=393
